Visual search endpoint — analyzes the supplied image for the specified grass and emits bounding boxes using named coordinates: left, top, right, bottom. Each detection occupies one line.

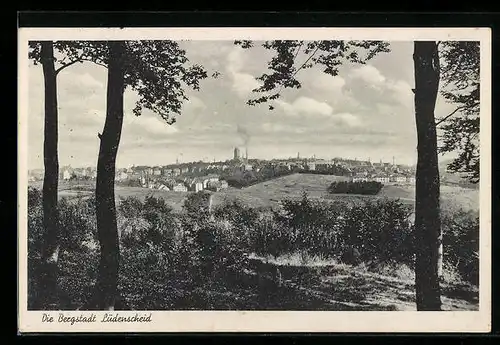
left=159, top=254, right=479, bottom=311
left=28, top=173, right=479, bottom=213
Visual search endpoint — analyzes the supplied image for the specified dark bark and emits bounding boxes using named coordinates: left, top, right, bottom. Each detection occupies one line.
left=37, top=41, right=60, bottom=309
left=91, top=41, right=126, bottom=310
left=413, top=41, right=443, bottom=311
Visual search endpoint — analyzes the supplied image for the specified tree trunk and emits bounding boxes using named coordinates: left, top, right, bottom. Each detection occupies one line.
left=37, top=41, right=60, bottom=309
left=413, top=41, right=442, bottom=311
left=92, top=41, right=126, bottom=310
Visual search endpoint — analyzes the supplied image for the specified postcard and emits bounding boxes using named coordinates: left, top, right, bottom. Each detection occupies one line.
left=17, top=26, right=491, bottom=333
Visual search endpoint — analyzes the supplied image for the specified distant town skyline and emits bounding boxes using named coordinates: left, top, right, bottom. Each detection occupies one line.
left=28, top=40, right=456, bottom=170
left=28, top=151, right=414, bottom=172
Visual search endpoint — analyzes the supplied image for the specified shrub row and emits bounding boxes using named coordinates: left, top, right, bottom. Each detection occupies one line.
left=27, top=187, right=479, bottom=309
left=328, top=181, right=384, bottom=195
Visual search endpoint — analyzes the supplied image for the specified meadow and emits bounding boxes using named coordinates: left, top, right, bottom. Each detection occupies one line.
left=28, top=173, right=479, bottom=213
left=27, top=173, right=480, bottom=311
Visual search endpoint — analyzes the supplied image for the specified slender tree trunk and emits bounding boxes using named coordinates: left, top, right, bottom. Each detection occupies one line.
left=413, top=41, right=442, bottom=311
left=37, top=41, right=60, bottom=309
left=93, top=41, right=126, bottom=310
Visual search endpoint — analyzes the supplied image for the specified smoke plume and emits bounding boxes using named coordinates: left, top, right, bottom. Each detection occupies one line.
left=236, top=124, right=250, bottom=146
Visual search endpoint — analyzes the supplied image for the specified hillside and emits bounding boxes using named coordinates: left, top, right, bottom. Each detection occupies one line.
left=28, top=173, right=479, bottom=213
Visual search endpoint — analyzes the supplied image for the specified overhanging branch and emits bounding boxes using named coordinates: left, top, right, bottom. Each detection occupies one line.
left=435, top=106, right=466, bottom=126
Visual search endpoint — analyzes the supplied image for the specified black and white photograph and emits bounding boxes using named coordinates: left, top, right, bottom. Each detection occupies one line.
left=18, top=27, right=491, bottom=333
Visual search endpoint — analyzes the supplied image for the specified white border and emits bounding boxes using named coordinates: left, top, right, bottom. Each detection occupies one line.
left=17, top=27, right=492, bottom=333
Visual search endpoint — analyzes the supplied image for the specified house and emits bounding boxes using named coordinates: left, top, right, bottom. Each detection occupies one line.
left=172, top=183, right=188, bottom=192
left=374, top=175, right=390, bottom=183
left=116, top=171, right=128, bottom=181
left=153, top=167, right=162, bottom=176
left=189, top=181, right=203, bottom=192
left=406, top=176, right=416, bottom=184
left=181, top=167, right=189, bottom=174
left=158, top=184, right=170, bottom=191
left=306, top=162, right=316, bottom=171
left=202, top=174, right=220, bottom=189
left=172, top=168, right=181, bottom=176
left=207, top=180, right=229, bottom=192
left=162, top=168, right=172, bottom=176
left=146, top=167, right=154, bottom=175
left=395, top=175, right=406, bottom=183
left=352, top=174, right=368, bottom=182
left=62, top=169, right=71, bottom=180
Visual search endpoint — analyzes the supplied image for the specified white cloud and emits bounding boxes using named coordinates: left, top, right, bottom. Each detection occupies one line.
left=333, top=113, right=362, bottom=127
left=303, top=70, right=346, bottom=95
left=386, top=79, right=413, bottom=106
left=125, top=113, right=179, bottom=136
left=261, top=122, right=306, bottom=134
left=232, top=72, right=261, bottom=98
left=276, top=97, right=333, bottom=117
left=350, top=65, right=386, bottom=86
left=60, top=71, right=105, bottom=90
left=183, top=95, right=206, bottom=111
left=226, top=47, right=262, bottom=98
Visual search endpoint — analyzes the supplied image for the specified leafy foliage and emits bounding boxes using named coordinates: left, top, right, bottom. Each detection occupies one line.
left=441, top=208, right=479, bottom=285
left=327, top=181, right=384, bottom=195
left=27, top=191, right=479, bottom=309
left=28, top=40, right=212, bottom=126
left=234, top=40, right=390, bottom=106
left=438, top=41, right=480, bottom=183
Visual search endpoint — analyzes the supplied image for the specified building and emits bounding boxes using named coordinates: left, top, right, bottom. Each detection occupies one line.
left=172, top=168, right=181, bottom=176
left=207, top=180, right=228, bottom=192
left=62, top=169, right=71, bottom=180
left=172, top=183, right=188, bottom=192
left=352, top=174, right=369, bottom=182
left=306, top=162, right=316, bottom=171
left=233, top=147, right=241, bottom=161
left=116, top=171, right=128, bottom=181
left=406, top=176, right=416, bottom=184
left=153, top=167, right=162, bottom=176
left=191, top=181, right=203, bottom=192
left=374, top=175, right=390, bottom=183
left=202, top=174, right=220, bottom=189
left=181, top=167, right=189, bottom=174
left=158, top=184, right=170, bottom=191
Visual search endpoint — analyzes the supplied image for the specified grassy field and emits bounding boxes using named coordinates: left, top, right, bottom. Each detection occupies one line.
left=27, top=175, right=479, bottom=311
left=28, top=173, right=479, bottom=213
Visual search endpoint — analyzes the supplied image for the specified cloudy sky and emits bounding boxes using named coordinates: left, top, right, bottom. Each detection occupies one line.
left=27, top=40, right=456, bottom=170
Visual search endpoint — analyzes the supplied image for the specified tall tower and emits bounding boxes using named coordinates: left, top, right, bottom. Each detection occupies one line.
left=393, top=156, right=395, bottom=166
left=234, top=147, right=241, bottom=161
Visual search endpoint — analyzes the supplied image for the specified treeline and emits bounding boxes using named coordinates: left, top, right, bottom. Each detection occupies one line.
left=222, top=169, right=294, bottom=188
left=328, top=181, right=384, bottom=195
left=223, top=167, right=351, bottom=189
left=27, top=188, right=479, bottom=310
left=298, top=169, right=350, bottom=176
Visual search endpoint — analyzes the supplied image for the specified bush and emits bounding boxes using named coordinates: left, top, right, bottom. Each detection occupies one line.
left=342, top=198, right=414, bottom=266
left=328, top=181, right=384, bottom=195
left=27, top=186, right=480, bottom=309
left=441, top=208, right=479, bottom=285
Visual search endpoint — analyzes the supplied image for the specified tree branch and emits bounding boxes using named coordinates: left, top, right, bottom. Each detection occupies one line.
left=55, top=59, right=80, bottom=75
left=436, top=106, right=466, bottom=126
left=292, top=45, right=320, bottom=78
left=271, top=45, right=321, bottom=101
left=55, top=54, right=85, bottom=75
